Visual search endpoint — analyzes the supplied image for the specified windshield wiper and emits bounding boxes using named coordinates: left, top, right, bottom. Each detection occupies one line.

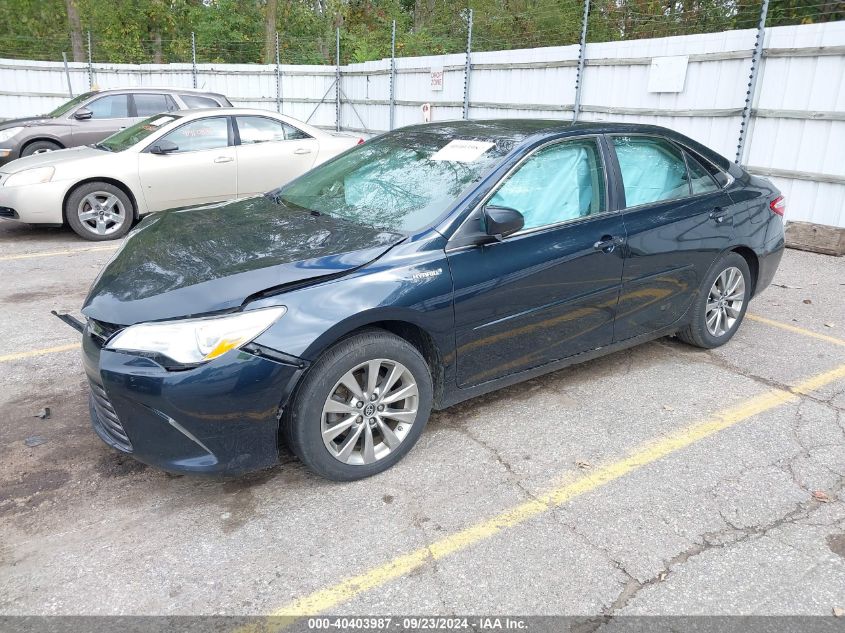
left=92, top=142, right=113, bottom=152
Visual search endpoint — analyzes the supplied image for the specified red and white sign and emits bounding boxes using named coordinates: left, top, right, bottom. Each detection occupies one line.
left=430, top=67, right=444, bottom=91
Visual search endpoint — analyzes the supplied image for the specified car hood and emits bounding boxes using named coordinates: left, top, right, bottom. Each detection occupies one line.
left=0, top=115, right=54, bottom=129
left=1, top=145, right=106, bottom=173
left=82, top=196, right=406, bottom=326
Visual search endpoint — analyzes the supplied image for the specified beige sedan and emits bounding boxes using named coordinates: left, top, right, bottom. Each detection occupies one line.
left=0, top=108, right=361, bottom=240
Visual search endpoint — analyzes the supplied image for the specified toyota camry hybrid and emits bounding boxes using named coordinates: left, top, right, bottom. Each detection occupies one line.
left=79, top=120, right=785, bottom=480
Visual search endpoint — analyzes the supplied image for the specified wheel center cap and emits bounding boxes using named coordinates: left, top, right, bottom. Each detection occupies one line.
left=363, top=403, right=376, bottom=417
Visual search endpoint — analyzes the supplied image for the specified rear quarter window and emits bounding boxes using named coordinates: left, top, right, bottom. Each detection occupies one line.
left=180, top=94, right=222, bottom=109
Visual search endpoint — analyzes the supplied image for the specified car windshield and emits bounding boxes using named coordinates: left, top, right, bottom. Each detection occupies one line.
left=96, top=114, right=181, bottom=153
left=272, top=129, right=518, bottom=232
left=47, top=91, right=97, bottom=118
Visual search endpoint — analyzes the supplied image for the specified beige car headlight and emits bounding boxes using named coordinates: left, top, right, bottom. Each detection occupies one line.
left=105, top=306, right=287, bottom=365
left=5, top=166, right=55, bottom=187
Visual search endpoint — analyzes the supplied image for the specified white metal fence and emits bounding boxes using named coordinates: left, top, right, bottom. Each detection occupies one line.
left=1, top=21, right=843, bottom=229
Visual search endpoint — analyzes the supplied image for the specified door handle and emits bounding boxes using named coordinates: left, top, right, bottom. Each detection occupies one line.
left=593, top=235, right=624, bottom=253
left=214, top=156, right=234, bottom=163
left=709, top=207, right=728, bottom=223
left=293, top=147, right=312, bottom=155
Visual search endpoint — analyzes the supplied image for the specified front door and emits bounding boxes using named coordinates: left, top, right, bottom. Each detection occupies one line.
left=608, top=135, right=737, bottom=341
left=70, top=93, right=135, bottom=146
left=138, top=116, right=237, bottom=212
left=446, top=137, right=626, bottom=388
left=233, top=115, right=319, bottom=197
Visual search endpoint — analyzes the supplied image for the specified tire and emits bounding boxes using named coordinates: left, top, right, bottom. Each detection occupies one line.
left=283, top=329, right=433, bottom=481
left=65, top=182, right=134, bottom=241
left=21, top=140, right=61, bottom=156
left=677, top=252, right=751, bottom=349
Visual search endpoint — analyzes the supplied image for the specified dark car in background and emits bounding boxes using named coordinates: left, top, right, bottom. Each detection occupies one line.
left=79, top=120, right=785, bottom=480
left=0, top=87, right=231, bottom=166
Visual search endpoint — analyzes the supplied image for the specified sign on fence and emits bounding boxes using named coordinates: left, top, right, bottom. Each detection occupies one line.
left=430, top=66, right=444, bottom=91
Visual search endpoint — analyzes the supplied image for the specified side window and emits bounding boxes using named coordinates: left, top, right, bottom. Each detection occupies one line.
left=133, top=93, right=177, bottom=117
left=685, top=152, right=720, bottom=195
left=236, top=116, right=286, bottom=144
left=613, top=136, right=690, bottom=207
left=180, top=94, right=221, bottom=108
left=488, top=139, right=606, bottom=231
left=84, top=94, right=130, bottom=119
left=283, top=123, right=311, bottom=140
left=158, top=118, right=229, bottom=153
left=689, top=150, right=730, bottom=188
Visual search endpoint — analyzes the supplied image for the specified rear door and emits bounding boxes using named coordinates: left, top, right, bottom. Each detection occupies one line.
left=608, top=135, right=736, bottom=341
left=131, top=93, right=178, bottom=121
left=70, top=93, right=135, bottom=145
left=137, top=116, right=237, bottom=211
left=233, top=115, right=319, bottom=197
left=446, top=136, right=626, bottom=387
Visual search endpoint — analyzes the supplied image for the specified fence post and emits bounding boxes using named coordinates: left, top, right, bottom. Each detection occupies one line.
left=62, top=52, right=74, bottom=97
left=735, top=0, right=769, bottom=164
left=275, top=31, right=282, bottom=113
left=86, top=30, right=93, bottom=89
left=191, top=32, right=197, bottom=89
left=573, top=0, right=590, bottom=122
left=462, top=9, right=473, bottom=120
left=389, top=19, right=396, bottom=131
left=336, top=27, right=341, bottom=132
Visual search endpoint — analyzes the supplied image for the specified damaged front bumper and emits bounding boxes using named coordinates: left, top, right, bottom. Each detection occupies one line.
left=81, top=321, right=306, bottom=475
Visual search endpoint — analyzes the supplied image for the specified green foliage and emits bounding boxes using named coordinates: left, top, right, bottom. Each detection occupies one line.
left=0, top=0, right=839, bottom=65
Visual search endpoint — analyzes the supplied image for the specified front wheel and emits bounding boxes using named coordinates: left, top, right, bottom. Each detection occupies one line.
left=21, top=140, right=61, bottom=156
left=283, top=330, right=433, bottom=481
left=65, top=182, right=134, bottom=241
left=677, top=252, right=751, bottom=349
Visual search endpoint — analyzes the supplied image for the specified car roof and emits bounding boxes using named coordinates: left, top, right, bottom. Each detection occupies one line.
left=172, top=107, right=298, bottom=117
left=395, top=119, right=734, bottom=171
left=94, top=87, right=226, bottom=97
left=398, top=119, right=675, bottom=138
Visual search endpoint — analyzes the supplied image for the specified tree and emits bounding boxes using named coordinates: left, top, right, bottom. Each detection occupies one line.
left=65, top=0, right=85, bottom=61
left=263, top=0, right=278, bottom=63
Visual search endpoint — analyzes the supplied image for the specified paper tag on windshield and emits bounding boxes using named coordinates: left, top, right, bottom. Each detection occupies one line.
left=430, top=140, right=495, bottom=163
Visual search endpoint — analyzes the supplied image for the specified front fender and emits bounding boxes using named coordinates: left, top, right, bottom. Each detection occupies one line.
left=250, top=239, right=455, bottom=367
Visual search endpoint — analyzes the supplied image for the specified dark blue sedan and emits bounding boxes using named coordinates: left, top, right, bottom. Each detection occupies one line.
left=80, top=120, right=785, bottom=480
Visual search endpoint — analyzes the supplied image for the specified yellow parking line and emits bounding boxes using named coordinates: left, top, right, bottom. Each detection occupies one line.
left=747, top=313, right=845, bottom=348
left=0, top=244, right=118, bottom=262
left=255, top=363, right=845, bottom=626
left=0, top=342, right=80, bottom=363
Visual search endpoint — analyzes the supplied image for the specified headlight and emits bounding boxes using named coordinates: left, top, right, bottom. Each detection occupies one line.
left=0, top=127, right=23, bottom=143
left=105, top=306, right=286, bottom=365
left=5, top=166, right=55, bottom=187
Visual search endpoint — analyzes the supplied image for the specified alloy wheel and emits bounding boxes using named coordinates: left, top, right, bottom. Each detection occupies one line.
left=705, top=266, right=745, bottom=338
left=77, top=191, right=126, bottom=237
left=321, top=359, right=419, bottom=465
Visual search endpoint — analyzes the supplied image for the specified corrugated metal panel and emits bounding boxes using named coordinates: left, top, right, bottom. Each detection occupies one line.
left=1, top=21, right=842, bottom=227
left=746, top=22, right=845, bottom=227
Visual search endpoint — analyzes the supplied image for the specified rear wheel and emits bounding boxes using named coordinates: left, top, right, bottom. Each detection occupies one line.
left=283, top=330, right=433, bottom=481
left=65, top=182, right=134, bottom=241
left=21, top=140, right=61, bottom=156
left=677, top=252, right=751, bottom=349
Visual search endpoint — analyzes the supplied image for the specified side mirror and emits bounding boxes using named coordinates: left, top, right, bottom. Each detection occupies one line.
left=483, top=205, right=524, bottom=240
left=73, top=108, right=93, bottom=120
left=149, top=140, right=179, bottom=155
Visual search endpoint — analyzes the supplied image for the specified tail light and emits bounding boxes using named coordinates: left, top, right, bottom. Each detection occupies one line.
left=357, top=138, right=365, bottom=145
left=770, top=195, right=785, bottom=217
